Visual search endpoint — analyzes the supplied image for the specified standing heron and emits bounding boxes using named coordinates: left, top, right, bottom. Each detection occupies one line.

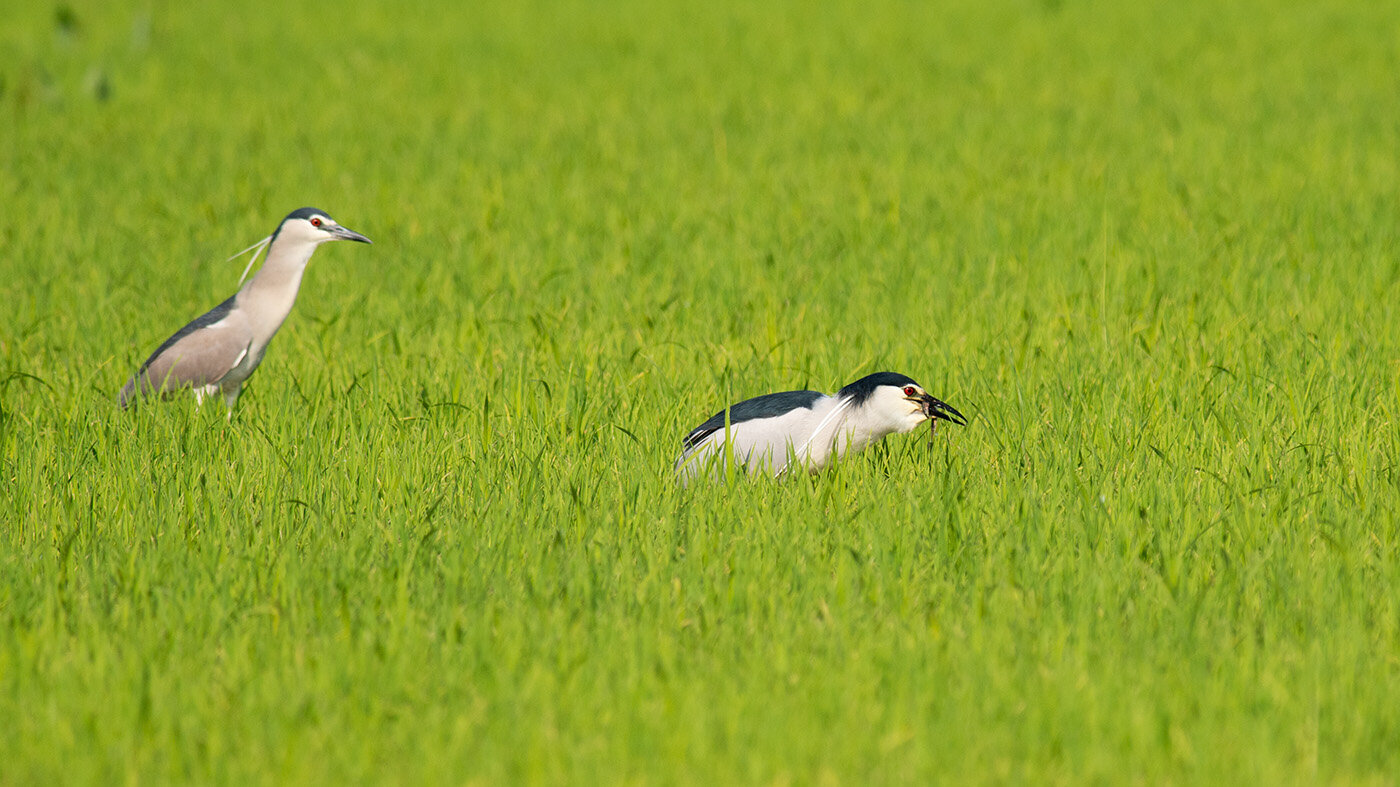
left=119, top=207, right=371, bottom=410
left=676, top=371, right=966, bottom=479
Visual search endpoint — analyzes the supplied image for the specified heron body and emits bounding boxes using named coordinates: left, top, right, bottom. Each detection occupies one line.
left=676, top=371, right=966, bottom=479
left=119, top=207, right=371, bottom=410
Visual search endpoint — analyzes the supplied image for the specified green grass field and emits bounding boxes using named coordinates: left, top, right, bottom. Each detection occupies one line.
left=3, top=0, right=1400, bottom=782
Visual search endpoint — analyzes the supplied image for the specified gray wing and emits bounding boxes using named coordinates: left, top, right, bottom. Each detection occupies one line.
left=120, top=300, right=251, bottom=406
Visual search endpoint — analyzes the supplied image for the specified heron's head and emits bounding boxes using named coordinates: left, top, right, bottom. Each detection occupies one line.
left=840, top=372, right=967, bottom=434
left=275, top=207, right=372, bottom=246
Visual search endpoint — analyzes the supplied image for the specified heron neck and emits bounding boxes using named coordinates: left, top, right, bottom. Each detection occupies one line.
left=825, top=401, right=899, bottom=459
left=237, top=238, right=317, bottom=337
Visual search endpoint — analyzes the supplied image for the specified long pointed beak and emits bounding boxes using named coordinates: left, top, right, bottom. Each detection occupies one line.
left=922, top=394, right=967, bottom=426
left=331, top=225, right=373, bottom=244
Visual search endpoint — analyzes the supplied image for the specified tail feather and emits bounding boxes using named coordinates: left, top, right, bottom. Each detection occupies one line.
left=118, top=374, right=141, bottom=408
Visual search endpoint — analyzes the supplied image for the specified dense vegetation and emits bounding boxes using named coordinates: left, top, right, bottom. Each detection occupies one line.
left=3, top=0, right=1398, bottom=782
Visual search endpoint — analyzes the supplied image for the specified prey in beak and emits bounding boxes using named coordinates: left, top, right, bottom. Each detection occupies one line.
left=903, top=390, right=967, bottom=426
left=921, top=394, right=966, bottom=426
left=904, top=390, right=967, bottom=447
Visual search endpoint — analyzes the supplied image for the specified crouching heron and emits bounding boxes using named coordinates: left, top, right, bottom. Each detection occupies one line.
left=677, top=371, right=966, bottom=479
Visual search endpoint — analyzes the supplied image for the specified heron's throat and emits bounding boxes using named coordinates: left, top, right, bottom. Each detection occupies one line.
left=827, top=401, right=905, bottom=456
left=236, top=238, right=317, bottom=341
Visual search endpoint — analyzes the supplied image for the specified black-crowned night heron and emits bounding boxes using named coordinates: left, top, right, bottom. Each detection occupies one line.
left=676, top=371, right=967, bottom=479
left=119, top=207, right=371, bottom=410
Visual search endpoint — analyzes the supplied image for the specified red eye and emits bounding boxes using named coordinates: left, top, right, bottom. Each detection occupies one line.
left=310, top=217, right=322, bottom=227
left=903, top=386, right=916, bottom=397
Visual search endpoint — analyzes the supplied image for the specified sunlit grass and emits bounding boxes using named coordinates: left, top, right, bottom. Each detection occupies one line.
left=2, top=0, right=1399, bottom=782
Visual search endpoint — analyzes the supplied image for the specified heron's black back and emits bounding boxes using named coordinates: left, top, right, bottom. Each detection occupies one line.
left=683, top=389, right=823, bottom=450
